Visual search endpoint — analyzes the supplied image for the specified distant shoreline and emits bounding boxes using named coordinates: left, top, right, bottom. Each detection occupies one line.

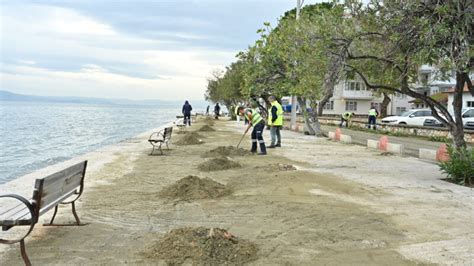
left=0, top=90, right=207, bottom=107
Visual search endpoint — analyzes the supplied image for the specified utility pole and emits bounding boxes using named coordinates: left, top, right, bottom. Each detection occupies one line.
left=290, top=0, right=302, bottom=130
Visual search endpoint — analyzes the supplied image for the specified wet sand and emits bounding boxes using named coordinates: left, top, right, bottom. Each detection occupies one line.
left=1, top=118, right=472, bottom=265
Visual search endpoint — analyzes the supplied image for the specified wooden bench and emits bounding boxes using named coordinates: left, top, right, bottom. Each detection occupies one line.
left=0, top=161, right=88, bottom=265
left=175, top=118, right=187, bottom=132
left=148, top=127, right=173, bottom=155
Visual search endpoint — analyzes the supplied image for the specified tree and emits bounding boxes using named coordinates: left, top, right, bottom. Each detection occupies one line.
left=237, top=3, right=346, bottom=135
left=334, top=0, right=472, bottom=148
left=204, top=61, right=246, bottom=113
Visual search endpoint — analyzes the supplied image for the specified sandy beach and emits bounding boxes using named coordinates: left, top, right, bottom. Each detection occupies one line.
left=1, top=117, right=472, bottom=265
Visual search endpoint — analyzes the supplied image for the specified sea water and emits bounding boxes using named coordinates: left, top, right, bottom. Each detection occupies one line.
left=0, top=101, right=192, bottom=184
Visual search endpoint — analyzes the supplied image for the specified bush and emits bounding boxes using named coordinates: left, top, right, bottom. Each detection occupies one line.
left=439, top=146, right=474, bottom=186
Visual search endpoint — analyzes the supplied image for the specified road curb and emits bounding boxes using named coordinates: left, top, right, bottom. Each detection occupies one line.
left=366, top=136, right=404, bottom=155
left=419, top=148, right=437, bottom=161
left=328, top=131, right=352, bottom=144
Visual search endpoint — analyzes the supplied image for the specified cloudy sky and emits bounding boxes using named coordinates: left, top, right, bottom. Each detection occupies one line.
left=0, top=0, right=323, bottom=101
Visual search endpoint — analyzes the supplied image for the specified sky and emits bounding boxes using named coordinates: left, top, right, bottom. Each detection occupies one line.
left=0, top=0, right=324, bottom=101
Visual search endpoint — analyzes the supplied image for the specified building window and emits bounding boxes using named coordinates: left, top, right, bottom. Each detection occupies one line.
left=396, top=107, right=407, bottom=115
left=467, top=101, right=474, bottom=107
left=323, top=101, right=334, bottom=110
left=345, top=101, right=357, bottom=111
left=420, top=73, right=429, bottom=84
left=345, top=81, right=366, bottom=91
left=395, top=92, right=407, bottom=99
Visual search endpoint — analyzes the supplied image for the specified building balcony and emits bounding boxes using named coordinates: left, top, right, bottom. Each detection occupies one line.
left=341, top=90, right=374, bottom=100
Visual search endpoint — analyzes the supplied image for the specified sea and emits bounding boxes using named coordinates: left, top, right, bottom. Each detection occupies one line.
left=0, top=101, right=204, bottom=184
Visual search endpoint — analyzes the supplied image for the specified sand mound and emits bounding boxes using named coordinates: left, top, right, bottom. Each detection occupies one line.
left=203, top=117, right=215, bottom=126
left=198, top=125, right=216, bottom=132
left=261, top=163, right=297, bottom=171
left=198, top=157, right=241, bottom=172
left=202, top=146, right=252, bottom=158
left=175, top=132, right=204, bottom=145
left=159, top=176, right=231, bottom=201
left=144, top=227, right=258, bottom=265
left=276, top=163, right=297, bottom=171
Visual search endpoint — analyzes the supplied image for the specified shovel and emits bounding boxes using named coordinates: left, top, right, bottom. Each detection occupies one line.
left=236, top=131, right=247, bottom=149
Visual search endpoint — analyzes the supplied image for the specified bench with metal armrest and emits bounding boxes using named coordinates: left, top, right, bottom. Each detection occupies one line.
left=0, top=161, right=88, bottom=266
left=148, top=127, right=173, bottom=155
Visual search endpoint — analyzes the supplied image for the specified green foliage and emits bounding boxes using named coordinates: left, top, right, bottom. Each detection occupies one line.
left=204, top=61, right=246, bottom=109
left=236, top=3, right=345, bottom=101
left=428, top=136, right=450, bottom=143
left=439, top=146, right=474, bottom=186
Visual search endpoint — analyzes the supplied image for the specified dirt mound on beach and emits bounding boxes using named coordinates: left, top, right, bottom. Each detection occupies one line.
left=175, top=132, right=204, bottom=145
left=202, top=146, right=252, bottom=158
left=143, top=227, right=258, bottom=265
left=199, top=125, right=216, bottom=132
left=259, top=163, right=297, bottom=171
left=203, top=117, right=215, bottom=126
left=198, top=157, right=241, bottom=171
left=159, top=175, right=231, bottom=201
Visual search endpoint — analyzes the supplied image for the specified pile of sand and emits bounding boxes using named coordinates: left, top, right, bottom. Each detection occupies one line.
left=199, top=125, right=216, bottom=132
left=261, top=163, right=297, bottom=171
left=203, top=117, right=215, bottom=126
left=202, top=146, right=252, bottom=158
left=175, top=132, right=204, bottom=145
left=277, top=163, right=297, bottom=171
left=198, top=157, right=241, bottom=172
left=159, top=175, right=231, bottom=201
left=143, top=227, right=258, bottom=265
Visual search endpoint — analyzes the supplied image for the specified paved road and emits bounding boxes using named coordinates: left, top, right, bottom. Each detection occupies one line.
left=320, top=125, right=446, bottom=157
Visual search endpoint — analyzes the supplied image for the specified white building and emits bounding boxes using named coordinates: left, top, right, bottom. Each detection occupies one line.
left=446, top=84, right=474, bottom=114
left=321, top=79, right=413, bottom=116
left=281, top=65, right=464, bottom=117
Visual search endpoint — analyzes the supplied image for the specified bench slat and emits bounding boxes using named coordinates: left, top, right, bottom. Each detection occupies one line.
left=38, top=190, right=77, bottom=216
left=0, top=206, right=31, bottom=223
left=41, top=162, right=85, bottom=187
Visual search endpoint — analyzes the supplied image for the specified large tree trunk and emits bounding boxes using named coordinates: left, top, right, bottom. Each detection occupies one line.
left=317, top=90, right=333, bottom=116
left=451, top=72, right=467, bottom=148
left=380, top=92, right=391, bottom=118
left=318, top=55, right=341, bottom=116
left=297, top=96, right=323, bottom=136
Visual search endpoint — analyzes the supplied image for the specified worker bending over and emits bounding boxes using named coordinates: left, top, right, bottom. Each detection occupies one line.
left=340, top=112, right=355, bottom=128
left=236, top=106, right=267, bottom=155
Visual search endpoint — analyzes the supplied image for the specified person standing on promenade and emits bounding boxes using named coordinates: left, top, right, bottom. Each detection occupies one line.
left=236, top=106, right=267, bottom=155
left=182, top=100, right=192, bottom=126
left=267, top=96, right=284, bottom=148
left=214, top=103, right=220, bottom=120
left=367, top=107, right=379, bottom=130
left=206, top=105, right=210, bottom=116
left=340, top=112, right=355, bottom=128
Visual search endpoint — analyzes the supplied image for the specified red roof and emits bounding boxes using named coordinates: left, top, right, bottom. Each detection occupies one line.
left=446, top=82, right=470, bottom=93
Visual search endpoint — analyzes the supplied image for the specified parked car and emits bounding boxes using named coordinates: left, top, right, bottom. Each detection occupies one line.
left=423, top=118, right=443, bottom=127
left=423, top=108, right=474, bottom=130
left=381, top=109, right=434, bottom=126
left=461, top=108, right=474, bottom=130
